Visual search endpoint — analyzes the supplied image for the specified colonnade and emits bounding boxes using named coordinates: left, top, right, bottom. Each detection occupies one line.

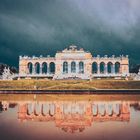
left=27, top=61, right=121, bottom=77
left=92, top=61, right=121, bottom=74
left=25, top=102, right=129, bottom=117
left=63, top=61, right=84, bottom=74
left=28, top=62, right=55, bottom=75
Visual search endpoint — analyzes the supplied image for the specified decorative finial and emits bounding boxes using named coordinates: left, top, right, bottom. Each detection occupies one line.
left=69, top=45, right=77, bottom=50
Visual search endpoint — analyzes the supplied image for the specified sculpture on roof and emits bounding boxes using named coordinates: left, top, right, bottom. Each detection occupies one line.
left=69, top=45, right=77, bottom=50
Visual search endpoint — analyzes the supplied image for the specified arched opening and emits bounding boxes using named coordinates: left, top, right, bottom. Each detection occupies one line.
left=49, top=104, right=55, bottom=116
left=63, top=61, right=68, bottom=73
left=92, top=62, right=98, bottom=74
left=35, top=62, right=40, bottom=74
left=115, top=62, right=120, bottom=74
left=107, top=62, right=113, bottom=73
left=28, top=62, right=33, bottom=74
left=49, top=62, right=55, bottom=74
left=34, top=103, right=41, bottom=116
left=27, top=103, right=33, bottom=115
left=100, top=62, right=105, bottom=74
left=71, top=61, right=76, bottom=73
left=79, top=61, right=84, bottom=73
left=42, top=62, right=47, bottom=74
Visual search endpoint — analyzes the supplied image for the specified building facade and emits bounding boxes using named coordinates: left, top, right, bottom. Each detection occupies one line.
left=19, top=45, right=129, bottom=79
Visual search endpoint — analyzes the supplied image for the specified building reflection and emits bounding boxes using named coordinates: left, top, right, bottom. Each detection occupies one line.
left=0, top=101, right=17, bottom=112
left=1, top=100, right=140, bottom=133
left=18, top=101, right=131, bottom=133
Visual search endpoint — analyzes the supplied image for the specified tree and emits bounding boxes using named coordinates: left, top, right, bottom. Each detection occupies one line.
left=1, top=67, right=13, bottom=80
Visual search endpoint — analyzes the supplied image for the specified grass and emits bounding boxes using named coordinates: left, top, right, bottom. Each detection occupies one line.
left=0, top=79, right=140, bottom=90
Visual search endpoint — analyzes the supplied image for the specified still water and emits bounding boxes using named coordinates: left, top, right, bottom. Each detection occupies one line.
left=0, top=94, right=140, bottom=140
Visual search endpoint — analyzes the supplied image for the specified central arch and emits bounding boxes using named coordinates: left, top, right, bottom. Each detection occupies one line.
left=79, top=61, right=84, bottom=73
left=35, top=62, right=40, bottom=74
left=28, top=62, right=33, bottom=74
left=71, top=61, right=76, bottom=73
left=63, top=61, right=68, bottom=73
left=49, top=62, right=55, bottom=74
left=100, top=62, right=105, bottom=74
left=42, top=62, right=47, bottom=74
left=92, top=62, right=98, bottom=74
left=107, top=62, right=113, bottom=73
left=115, top=62, right=120, bottom=74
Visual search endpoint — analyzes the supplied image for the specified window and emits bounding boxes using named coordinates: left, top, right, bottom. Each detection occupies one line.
left=71, top=61, right=76, bottom=73
left=79, top=61, right=84, bottom=73
left=63, top=62, right=68, bottom=73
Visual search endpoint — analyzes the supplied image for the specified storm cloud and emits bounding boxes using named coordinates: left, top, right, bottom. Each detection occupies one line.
left=0, top=0, right=140, bottom=67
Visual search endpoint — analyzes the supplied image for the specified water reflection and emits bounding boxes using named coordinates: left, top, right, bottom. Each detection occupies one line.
left=1, top=95, right=140, bottom=140
left=1, top=99, right=140, bottom=133
left=22, top=101, right=132, bottom=133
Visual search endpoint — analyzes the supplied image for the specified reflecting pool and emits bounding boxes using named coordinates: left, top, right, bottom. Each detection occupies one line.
left=0, top=94, right=140, bottom=140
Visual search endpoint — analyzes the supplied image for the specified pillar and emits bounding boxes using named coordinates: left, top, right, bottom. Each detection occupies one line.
left=32, top=64, right=35, bottom=74
left=76, top=62, right=79, bottom=73
left=105, top=64, right=107, bottom=74
left=48, top=64, right=50, bottom=74
left=18, top=104, right=27, bottom=122
left=40, top=64, right=42, bottom=74
left=97, top=63, right=100, bottom=74
left=68, top=62, right=71, bottom=74
left=61, top=63, right=63, bottom=74
left=112, top=64, right=115, bottom=74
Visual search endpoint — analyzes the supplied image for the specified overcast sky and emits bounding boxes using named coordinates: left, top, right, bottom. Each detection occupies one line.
left=0, top=0, right=140, bottom=67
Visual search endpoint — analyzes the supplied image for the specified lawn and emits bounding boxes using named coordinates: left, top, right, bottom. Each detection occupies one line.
left=0, top=79, right=140, bottom=90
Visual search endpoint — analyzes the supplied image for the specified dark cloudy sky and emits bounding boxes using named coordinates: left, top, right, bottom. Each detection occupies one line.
left=0, top=0, right=140, bottom=67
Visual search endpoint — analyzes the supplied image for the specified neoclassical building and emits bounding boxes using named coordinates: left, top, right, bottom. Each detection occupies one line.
left=19, top=45, right=129, bottom=79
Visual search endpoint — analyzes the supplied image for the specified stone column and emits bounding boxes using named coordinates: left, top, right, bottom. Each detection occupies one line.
left=68, top=62, right=71, bottom=74
left=61, top=63, right=63, bottom=74
left=40, top=64, right=42, bottom=74
left=48, top=64, right=50, bottom=74
left=76, top=62, right=79, bottom=73
left=97, top=63, right=100, bottom=74
left=112, top=64, right=115, bottom=74
left=32, top=64, right=35, bottom=74
left=105, top=64, right=107, bottom=74
left=27, top=64, right=29, bottom=74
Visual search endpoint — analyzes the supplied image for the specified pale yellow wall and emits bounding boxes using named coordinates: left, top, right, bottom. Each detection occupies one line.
left=19, top=50, right=129, bottom=77
left=19, top=59, right=29, bottom=74
left=120, top=58, right=129, bottom=74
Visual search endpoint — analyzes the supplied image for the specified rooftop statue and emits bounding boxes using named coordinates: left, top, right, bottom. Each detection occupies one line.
left=69, top=45, right=77, bottom=50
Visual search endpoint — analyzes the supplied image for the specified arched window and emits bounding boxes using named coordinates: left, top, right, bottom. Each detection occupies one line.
left=100, top=62, right=105, bottom=74
left=79, top=61, right=84, bottom=73
left=115, top=62, right=120, bottom=73
left=107, top=62, right=113, bottom=73
left=35, top=62, right=40, bottom=74
left=49, top=62, right=55, bottom=74
left=42, top=62, right=47, bottom=74
left=63, top=61, right=68, bottom=73
left=92, top=62, right=98, bottom=74
left=71, top=61, right=76, bottom=73
left=28, top=62, right=33, bottom=74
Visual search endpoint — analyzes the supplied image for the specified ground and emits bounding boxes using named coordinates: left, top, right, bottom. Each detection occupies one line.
left=0, top=79, right=140, bottom=90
